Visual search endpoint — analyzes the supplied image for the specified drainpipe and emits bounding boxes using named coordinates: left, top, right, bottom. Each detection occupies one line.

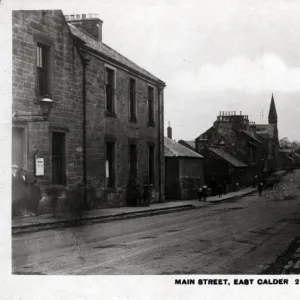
left=157, top=86, right=163, bottom=202
left=77, top=47, right=90, bottom=208
left=82, top=57, right=87, bottom=207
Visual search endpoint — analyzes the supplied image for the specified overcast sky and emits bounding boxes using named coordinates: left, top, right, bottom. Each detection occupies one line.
left=7, top=0, right=300, bottom=141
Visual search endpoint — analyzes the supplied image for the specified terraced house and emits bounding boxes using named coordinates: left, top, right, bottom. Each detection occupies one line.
left=12, top=10, right=166, bottom=210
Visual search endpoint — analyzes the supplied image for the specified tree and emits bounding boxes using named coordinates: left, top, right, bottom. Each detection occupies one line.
left=279, top=137, right=291, bottom=149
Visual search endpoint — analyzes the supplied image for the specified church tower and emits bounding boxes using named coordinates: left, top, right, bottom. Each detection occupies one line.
left=268, top=93, right=279, bottom=145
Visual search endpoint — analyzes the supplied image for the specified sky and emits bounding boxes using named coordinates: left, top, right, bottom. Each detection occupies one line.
left=5, top=0, right=300, bottom=142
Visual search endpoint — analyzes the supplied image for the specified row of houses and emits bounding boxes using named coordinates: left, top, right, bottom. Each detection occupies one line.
left=165, top=95, right=296, bottom=200
left=12, top=10, right=165, bottom=210
left=12, top=10, right=296, bottom=210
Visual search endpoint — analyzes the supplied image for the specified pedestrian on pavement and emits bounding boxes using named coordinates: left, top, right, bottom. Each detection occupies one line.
left=198, top=186, right=203, bottom=201
left=258, top=181, right=263, bottom=197
left=202, top=184, right=208, bottom=202
left=143, top=183, right=150, bottom=207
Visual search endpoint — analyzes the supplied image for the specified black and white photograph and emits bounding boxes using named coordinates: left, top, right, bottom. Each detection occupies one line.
left=2, top=0, right=300, bottom=298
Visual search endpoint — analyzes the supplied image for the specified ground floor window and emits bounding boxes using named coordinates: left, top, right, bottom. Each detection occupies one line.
left=106, top=141, right=115, bottom=187
left=52, top=132, right=66, bottom=185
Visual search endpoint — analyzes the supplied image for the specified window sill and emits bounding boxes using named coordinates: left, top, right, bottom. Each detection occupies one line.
left=105, top=111, right=117, bottom=118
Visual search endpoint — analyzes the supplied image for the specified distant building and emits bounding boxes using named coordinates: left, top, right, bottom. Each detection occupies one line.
left=194, top=95, right=280, bottom=187
left=201, top=146, right=248, bottom=189
left=164, top=125, right=203, bottom=200
left=250, top=94, right=279, bottom=172
left=278, top=149, right=298, bottom=170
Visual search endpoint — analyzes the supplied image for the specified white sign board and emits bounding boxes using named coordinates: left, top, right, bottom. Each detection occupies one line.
left=35, top=158, right=44, bottom=176
left=105, top=160, right=109, bottom=178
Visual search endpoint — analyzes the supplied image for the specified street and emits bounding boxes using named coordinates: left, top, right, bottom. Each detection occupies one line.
left=12, top=171, right=300, bottom=275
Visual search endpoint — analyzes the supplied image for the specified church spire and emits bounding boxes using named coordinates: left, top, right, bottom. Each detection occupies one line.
left=268, top=93, right=277, bottom=125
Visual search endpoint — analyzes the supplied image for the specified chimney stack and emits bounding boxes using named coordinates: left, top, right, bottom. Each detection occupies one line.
left=167, top=121, right=172, bottom=139
left=65, top=13, right=103, bottom=41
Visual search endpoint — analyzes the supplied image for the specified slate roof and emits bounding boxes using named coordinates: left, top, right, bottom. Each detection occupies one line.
left=68, top=23, right=165, bottom=85
left=208, top=147, right=248, bottom=168
left=242, top=130, right=262, bottom=144
left=255, top=124, right=275, bottom=139
left=164, top=137, right=203, bottom=158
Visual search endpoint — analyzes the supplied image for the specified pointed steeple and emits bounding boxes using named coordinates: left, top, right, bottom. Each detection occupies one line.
left=268, top=93, right=277, bottom=125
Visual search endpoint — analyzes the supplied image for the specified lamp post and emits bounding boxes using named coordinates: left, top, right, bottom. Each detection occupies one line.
left=13, top=97, right=54, bottom=122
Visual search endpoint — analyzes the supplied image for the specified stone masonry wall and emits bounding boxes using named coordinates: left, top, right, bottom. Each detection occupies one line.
left=84, top=55, right=165, bottom=208
left=12, top=10, right=84, bottom=197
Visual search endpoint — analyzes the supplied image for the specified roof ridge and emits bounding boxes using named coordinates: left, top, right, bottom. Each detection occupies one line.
left=68, top=23, right=165, bottom=84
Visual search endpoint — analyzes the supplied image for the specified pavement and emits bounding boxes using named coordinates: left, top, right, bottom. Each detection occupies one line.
left=12, top=170, right=300, bottom=274
left=12, top=186, right=257, bottom=234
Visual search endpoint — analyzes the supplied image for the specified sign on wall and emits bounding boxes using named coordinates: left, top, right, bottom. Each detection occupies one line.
left=35, top=157, right=44, bottom=176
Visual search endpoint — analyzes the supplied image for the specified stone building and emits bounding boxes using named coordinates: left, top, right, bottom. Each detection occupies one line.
left=164, top=124, right=203, bottom=200
left=12, top=10, right=166, bottom=209
left=250, top=94, right=280, bottom=173
left=194, top=95, right=280, bottom=187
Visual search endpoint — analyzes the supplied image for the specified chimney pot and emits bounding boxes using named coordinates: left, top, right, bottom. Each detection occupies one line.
left=167, top=122, right=172, bottom=139
left=67, top=13, right=103, bottom=41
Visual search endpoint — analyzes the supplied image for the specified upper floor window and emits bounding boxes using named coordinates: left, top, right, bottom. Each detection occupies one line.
left=148, top=86, right=155, bottom=126
left=105, top=67, right=115, bottom=115
left=37, top=44, right=51, bottom=97
left=129, top=78, right=136, bottom=122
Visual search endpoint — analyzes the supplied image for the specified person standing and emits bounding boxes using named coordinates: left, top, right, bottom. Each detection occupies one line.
left=202, top=184, right=208, bottom=202
left=198, top=186, right=203, bottom=202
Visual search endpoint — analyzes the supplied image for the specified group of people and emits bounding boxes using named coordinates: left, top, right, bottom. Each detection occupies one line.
left=198, top=176, right=265, bottom=202
left=198, top=179, right=229, bottom=202
left=127, top=178, right=151, bottom=207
